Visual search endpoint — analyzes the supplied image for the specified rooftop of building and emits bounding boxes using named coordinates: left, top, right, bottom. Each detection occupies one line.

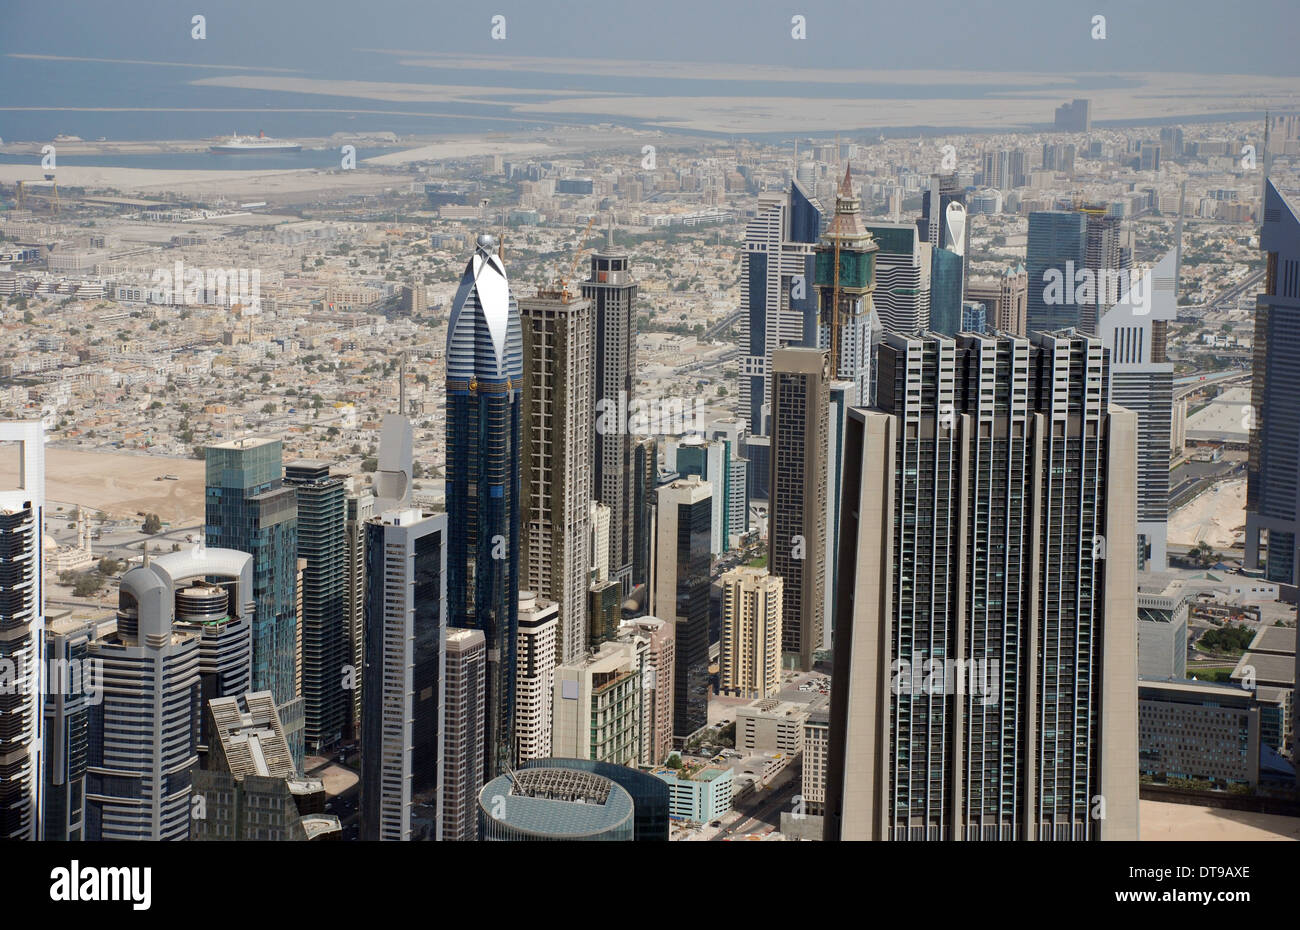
left=1231, top=652, right=1295, bottom=687
left=479, top=768, right=633, bottom=838
left=1248, top=625, right=1296, bottom=656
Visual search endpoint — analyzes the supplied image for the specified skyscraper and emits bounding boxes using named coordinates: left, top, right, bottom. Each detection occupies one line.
left=814, top=166, right=880, bottom=408
left=42, top=614, right=93, bottom=841
left=1025, top=210, right=1088, bottom=334
left=669, top=435, right=735, bottom=555
left=442, top=627, right=486, bottom=842
left=738, top=181, right=823, bottom=500
left=719, top=567, right=783, bottom=699
left=967, top=265, right=1028, bottom=336
left=768, top=348, right=830, bottom=671
left=631, top=437, right=658, bottom=591
left=864, top=222, right=932, bottom=335
left=652, top=476, right=712, bottom=742
left=519, top=291, right=594, bottom=664
left=1247, top=181, right=1300, bottom=586
left=514, top=592, right=558, bottom=763
left=284, top=461, right=348, bottom=754
left=1098, top=250, right=1177, bottom=570
left=0, top=420, right=43, bottom=840
left=824, top=331, right=1139, bottom=841
left=204, top=436, right=302, bottom=764
left=91, top=550, right=262, bottom=839
left=344, top=486, right=374, bottom=739
left=361, top=507, right=447, bottom=841
left=1054, top=98, right=1092, bottom=132
left=445, top=233, right=523, bottom=779
left=582, top=226, right=639, bottom=594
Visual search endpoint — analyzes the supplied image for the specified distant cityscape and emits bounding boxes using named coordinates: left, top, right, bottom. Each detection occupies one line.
left=2, top=10, right=1300, bottom=852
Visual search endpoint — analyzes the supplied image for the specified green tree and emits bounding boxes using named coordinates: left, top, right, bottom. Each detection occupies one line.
left=142, top=513, right=162, bottom=534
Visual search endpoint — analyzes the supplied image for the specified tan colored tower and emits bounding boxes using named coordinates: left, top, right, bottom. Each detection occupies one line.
left=768, top=347, right=830, bottom=672
left=719, top=567, right=783, bottom=699
left=824, top=332, right=1138, bottom=842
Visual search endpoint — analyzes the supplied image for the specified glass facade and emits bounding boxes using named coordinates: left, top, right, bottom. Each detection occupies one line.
left=673, top=496, right=712, bottom=739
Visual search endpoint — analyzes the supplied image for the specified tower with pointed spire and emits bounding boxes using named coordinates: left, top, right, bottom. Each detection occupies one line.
left=814, top=166, right=880, bottom=407
left=445, top=233, right=523, bottom=780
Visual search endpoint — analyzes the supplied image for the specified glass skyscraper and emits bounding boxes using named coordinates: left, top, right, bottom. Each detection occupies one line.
left=205, top=437, right=302, bottom=764
left=1247, top=180, right=1300, bottom=586
left=284, top=460, right=348, bottom=754
left=1025, top=210, right=1088, bottom=334
left=445, top=233, right=523, bottom=779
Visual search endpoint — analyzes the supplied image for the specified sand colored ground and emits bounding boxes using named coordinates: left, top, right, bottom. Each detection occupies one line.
left=0, top=447, right=204, bottom=525
left=0, top=162, right=396, bottom=199
left=1140, top=800, right=1300, bottom=841
left=1169, top=477, right=1246, bottom=549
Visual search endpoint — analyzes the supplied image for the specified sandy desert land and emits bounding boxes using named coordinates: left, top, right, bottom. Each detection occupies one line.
left=0, top=447, right=204, bottom=525
left=1169, top=477, right=1246, bottom=550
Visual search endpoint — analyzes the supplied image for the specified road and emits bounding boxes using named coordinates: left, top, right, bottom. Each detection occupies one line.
left=714, top=777, right=800, bottom=840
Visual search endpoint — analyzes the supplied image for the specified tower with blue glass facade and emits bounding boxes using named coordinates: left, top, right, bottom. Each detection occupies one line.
left=204, top=436, right=303, bottom=765
left=739, top=181, right=823, bottom=501
left=446, top=233, right=523, bottom=779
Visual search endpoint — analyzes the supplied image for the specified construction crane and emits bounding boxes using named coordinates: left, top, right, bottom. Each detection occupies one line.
left=539, top=215, right=596, bottom=302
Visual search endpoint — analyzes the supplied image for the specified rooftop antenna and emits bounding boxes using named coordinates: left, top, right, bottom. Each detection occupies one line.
left=398, top=351, right=407, bottom=417
left=1174, top=180, right=1186, bottom=301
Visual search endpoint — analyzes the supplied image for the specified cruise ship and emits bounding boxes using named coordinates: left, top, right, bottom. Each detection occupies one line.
left=210, top=132, right=302, bottom=154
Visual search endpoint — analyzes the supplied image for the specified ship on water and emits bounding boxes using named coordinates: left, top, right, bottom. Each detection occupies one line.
left=210, top=131, right=302, bottom=154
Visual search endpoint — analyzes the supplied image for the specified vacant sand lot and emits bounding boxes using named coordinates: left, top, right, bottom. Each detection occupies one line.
left=1140, top=799, right=1300, bottom=841
left=1169, top=478, right=1246, bottom=549
left=0, top=447, right=204, bottom=525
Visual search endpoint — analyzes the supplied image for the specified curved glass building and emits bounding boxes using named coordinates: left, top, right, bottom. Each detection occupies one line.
left=478, top=767, right=633, bottom=841
left=446, top=234, right=523, bottom=779
left=520, top=757, right=669, bottom=841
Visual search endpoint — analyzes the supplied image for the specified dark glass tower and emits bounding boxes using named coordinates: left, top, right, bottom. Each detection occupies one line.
left=1025, top=210, right=1088, bottom=334
left=284, top=460, right=348, bottom=754
left=445, top=233, right=523, bottom=779
left=1247, top=181, right=1300, bottom=586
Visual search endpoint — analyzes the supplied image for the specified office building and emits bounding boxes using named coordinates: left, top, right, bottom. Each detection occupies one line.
left=719, top=567, right=783, bottom=698
left=738, top=181, right=823, bottom=494
left=515, top=592, right=558, bottom=763
left=865, top=222, right=932, bottom=335
left=0, top=421, right=43, bottom=840
left=344, top=487, right=374, bottom=739
left=1054, top=98, right=1092, bottom=132
left=769, top=348, right=830, bottom=671
left=519, top=291, right=594, bottom=664
left=653, top=764, right=734, bottom=824
left=284, top=461, right=348, bottom=754
left=631, top=437, right=658, bottom=590
left=361, top=508, right=447, bottom=841
left=961, top=300, right=987, bottom=334
left=204, top=436, right=302, bottom=765
left=814, top=167, right=880, bottom=408
left=1246, top=181, right=1300, bottom=586
left=582, top=226, right=640, bottom=593
left=1025, top=210, right=1088, bottom=334
left=1139, top=679, right=1259, bottom=787
left=802, top=707, right=830, bottom=816
left=479, top=766, right=634, bottom=841
left=669, top=435, right=736, bottom=555
left=589, top=500, right=610, bottom=584
left=619, top=615, right=674, bottom=766
left=445, top=233, right=523, bottom=778
left=966, top=266, right=1028, bottom=336
left=735, top=697, right=810, bottom=755
left=88, top=559, right=214, bottom=840
left=193, top=691, right=341, bottom=841
left=442, top=627, right=486, bottom=842
left=552, top=639, right=642, bottom=765
left=825, top=331, right=1139, bottom=841
left=1136, top=576, right=1190, bottom=681
left=518, top=757, right=669, bottom=840
left=42, top=615, right=93, bottom=841
left=652, top=476, right=712, bottom=741
left=929, top=247, right=964, bottom=335
left=1098, top=250, right=1177, bottom=570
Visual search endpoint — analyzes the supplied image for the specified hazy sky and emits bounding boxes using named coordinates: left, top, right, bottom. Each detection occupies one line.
left=3, top=0, right=1299, bottom=77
